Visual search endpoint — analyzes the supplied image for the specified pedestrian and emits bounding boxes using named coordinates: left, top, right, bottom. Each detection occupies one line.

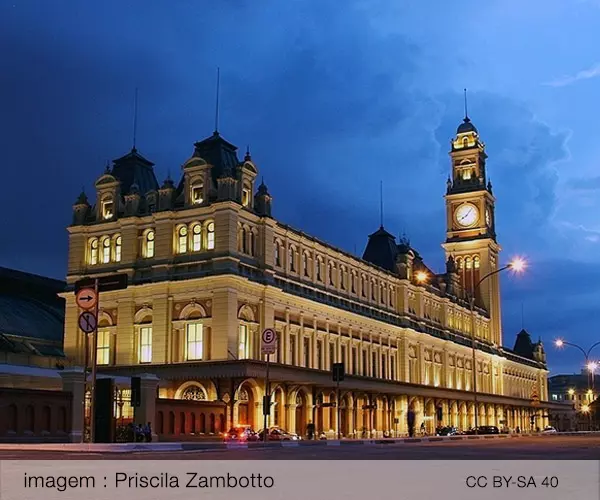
left=420, top=422, right=426, bottom=436
left=145, top=422, right=153, bottom=442
left=516, top=426, right=520, bottom=434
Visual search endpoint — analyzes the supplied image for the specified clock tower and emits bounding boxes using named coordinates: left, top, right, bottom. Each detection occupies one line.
left=442, top=114, right=503, bottom=346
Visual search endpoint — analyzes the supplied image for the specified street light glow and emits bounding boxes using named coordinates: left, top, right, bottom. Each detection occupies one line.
left=415, top=271, right=428, bottom=284
left=581, top=404, right=590, bottom=413
left=509, top=257, right=526, bottom=273
left=568, top=388, right=575, bottom=396
left=587, top=361, right=598, bottom=372
left=555, top=339, right=564, bottom=348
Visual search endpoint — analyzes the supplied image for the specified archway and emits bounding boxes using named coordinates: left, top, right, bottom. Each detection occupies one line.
left=424, top=399, right=435, bottom=435
left=295, top=392, right=307, bottom=436
left=237, top=387, right=253, bottom=427
left=273, top=387, right=285, bottom=427
left=315, top=392, right=325, bottom=433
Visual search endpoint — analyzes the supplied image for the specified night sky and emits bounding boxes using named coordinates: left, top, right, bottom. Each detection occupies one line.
left=1, top=0, right=598, bottom=374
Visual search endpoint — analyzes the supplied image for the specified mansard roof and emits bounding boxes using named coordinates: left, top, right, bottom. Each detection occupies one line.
left=111, top=147, right=159, bottom=196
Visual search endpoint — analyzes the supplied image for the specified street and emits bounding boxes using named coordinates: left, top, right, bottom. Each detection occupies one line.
left=0, top=435, right=598, bottom=460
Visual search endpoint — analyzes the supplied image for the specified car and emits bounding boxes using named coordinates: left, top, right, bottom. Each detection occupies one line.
left=223, top=426, right=259, bottom=442
left=541, top=426, right=557, bottom=434
left=257, top=427, right=302, bottom=441
left=465, top=426, right=500, bottom=435
left=436, top=426, right=459, bottom=436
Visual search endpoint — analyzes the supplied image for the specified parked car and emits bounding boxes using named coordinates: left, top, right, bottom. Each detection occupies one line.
left=541, top=426, right=557, bottom=434
left=465, top=426, right=500, bottom=435
left=437, top=426, right=459, bottom=436
left=257, top=427, right=302, bottom=441
left=223, top=426, right=259, bottom=442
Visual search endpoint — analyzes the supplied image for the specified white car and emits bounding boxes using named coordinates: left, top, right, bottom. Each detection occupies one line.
left=541, top=426, right=557, bottom=434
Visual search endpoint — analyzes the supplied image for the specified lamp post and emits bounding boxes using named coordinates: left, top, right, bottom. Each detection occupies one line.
left=468, top=257, right=526, bottom=434
left=554, top=339, right=599, bottom=430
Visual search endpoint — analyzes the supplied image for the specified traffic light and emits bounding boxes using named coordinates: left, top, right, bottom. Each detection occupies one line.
left=332, top=363, right=345, bottom=382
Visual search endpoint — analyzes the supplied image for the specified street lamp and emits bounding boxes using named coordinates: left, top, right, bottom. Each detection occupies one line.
left=554, top=339, right=600, bottom=391
left=469, top=257, right=526, bottom=434
left=415, top=270, right=429, bottom=284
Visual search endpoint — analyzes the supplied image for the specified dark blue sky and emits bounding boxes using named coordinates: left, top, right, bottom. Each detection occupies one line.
left=1, top=0, right=598, bottom=374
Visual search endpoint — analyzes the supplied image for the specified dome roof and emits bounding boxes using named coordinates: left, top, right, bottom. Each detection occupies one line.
left=457, top=117, right=478, bottom=135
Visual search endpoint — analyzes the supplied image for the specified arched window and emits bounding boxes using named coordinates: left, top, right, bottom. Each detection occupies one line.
left=351, top=272, right=356, bottom=293
left=249, top=231, right=256, bottom=256
left=191, top=182, right=204, bottom=205
left=101, top=197, right=114, bottom=220
left=114, top=235, right=122, bottom=262
left=329, top=263, right=335, bottom=286
left=274, top=241, right=281, bottom=266
left=206, top=222, right=215, bottom=250
left=289, top=247, right=295, bottom=272
left=316, top=257, right=322, bottom=281
left=473, top=256, right=480, bottom=269
left=371, top=280, right=375, bottom=300
left=191, top=224, right=202, bottom=251
left=177, top=226, right=188, bottom=254
left=462, top=137, right=468, bottom=148
left=101, top=236, right=111, bottom=264
left=242, top=183, right=251, bottom=207
left=144, top=230, right=155, bottom=258
left=303, top=253, right=309, bottom=276
left=340, top=267, right=346, bottom=290
left=209, top=413, right=216, bottom=433
left=240, top=227, right=247, bottom=254
left=89, top=238, right=99, bottom=265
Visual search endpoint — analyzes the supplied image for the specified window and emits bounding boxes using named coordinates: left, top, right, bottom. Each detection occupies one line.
left=303, top=337, right=310, bottom=367
left=289, top=247, right=295, bottom=272
left=97, top=330, right=110, bottom=365
left=239, top=324, right=249, bottom=359
left=329, top=264, right=335, bottom=286
left=207, top=222, right=215, bottom=250
left=140, top=326, right=152, bottom=363
left=89, top=238, right=99, bottom=265
left=462, top=168, right=471, bottom=180
left=362, top=350, right=367, bottom=376
left=391, top=355, right=395, bottom=380
left=192, top=224, right=202, bottom=251
left=144, top=230, right=155, bottom=258
left=352, top=347, right=357, bottom=374
left=114, top=235, right=122, bottom=262
left=371, top=281, right=375, bottom=300
left=340, top=267, right=346, bottom=290
left=329, top=343, right=335, bottom=366
left=186, top=323, right=203, bottom=360
left=191, top=183, right=204, bottom=204
left=372, top=352, right=377, bottom=377
left=317, top=340, right=323, bottom=369
left=361, top=276, right=366, bottom=297
left=102, top=237, right=111, bottom=264
left=382, top=353, right=387, bottom=379
left=290, top=335, right=296, bottom=365
left=240, top=227, right=248, bottom=254
left=275, top=242, right=281, bottom=266
left=102, top=198, right=114, bottom=220
left=249, top=231, right=255, bottom=256
left=177, top=226, right=188, bottom=254
left=462, top=137, right=468, bottom=148
left=242, top=186, right=251, bottom=207
left=316, top=258, right=322, bottom=281
left=303, top=253, right=309, bottom=277
left=351, top=272, right=356, bottom=293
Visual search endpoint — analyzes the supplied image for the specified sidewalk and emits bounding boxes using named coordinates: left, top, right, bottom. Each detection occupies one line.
left=0, top=431, right=598, bottom=453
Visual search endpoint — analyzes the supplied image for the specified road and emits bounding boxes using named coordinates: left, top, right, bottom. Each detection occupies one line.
left=0, top=435, right=599, bottom=460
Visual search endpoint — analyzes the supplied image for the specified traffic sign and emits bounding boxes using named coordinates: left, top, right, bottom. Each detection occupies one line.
left=78, top=311, right=97, bottom=334
left=261, top=328, right=277, bottom=354
left=76, top=287, right=97, bottom=310
left=75, top=274, right=128, bottom=294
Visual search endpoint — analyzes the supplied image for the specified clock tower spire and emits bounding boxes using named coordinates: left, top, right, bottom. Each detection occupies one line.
left=442, top=108, right=503, bottom=346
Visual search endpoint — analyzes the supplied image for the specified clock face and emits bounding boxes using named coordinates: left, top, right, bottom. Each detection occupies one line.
left=455, top=203, right=479, bottom=228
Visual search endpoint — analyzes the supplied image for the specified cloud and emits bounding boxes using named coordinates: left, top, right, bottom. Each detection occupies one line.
left=566, top=176, right=600, bottom=191
left=544, top=62, right=600, bottom=87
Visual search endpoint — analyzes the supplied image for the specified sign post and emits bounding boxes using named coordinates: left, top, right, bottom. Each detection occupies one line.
left=332, top=362, right=344, bottom=440
left=261, top=328, right=277, bottom=443
left=75, top=274, right=128, bottom=443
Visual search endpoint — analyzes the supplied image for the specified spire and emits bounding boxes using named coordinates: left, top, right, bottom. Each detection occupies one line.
left=104, top=160, right=110, bottom=174
left=463, top=88, right=469, bottom=121
left=379, top=180, right=384, bottom=229
left=245, top=144, right=251, bottom=162
left=132, top=87, right=139, bottom=152
left=214, top=67, right=220, bottom=134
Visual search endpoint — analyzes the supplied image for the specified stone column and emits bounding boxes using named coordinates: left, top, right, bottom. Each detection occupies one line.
left=60, top=368, right=86, bottom=443
left=134, top=374, right=160, bottom=441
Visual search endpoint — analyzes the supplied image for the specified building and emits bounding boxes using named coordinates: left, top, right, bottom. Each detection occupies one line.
left=62, top=115, right=557, bottom=440
left=548, top=373, right=598, bottom=431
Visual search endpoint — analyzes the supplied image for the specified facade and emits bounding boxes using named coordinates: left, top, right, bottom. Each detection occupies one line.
left=63, top=116, right=556, bottom=439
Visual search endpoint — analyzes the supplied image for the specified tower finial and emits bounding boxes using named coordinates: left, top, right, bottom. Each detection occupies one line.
left=214, top=67, right=220, bottom=134
left=245, top=144, right=251, bottom=161
left=379, top=180, right=384, bottom=228
left=463, top=88, right=469, bottom=121
left=105, top=160, right=110, bottom=173
left=132, top=87, right=139, bottom=151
